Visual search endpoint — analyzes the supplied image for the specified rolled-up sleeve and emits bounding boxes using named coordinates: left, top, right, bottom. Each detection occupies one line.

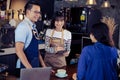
left=15, top=24, right=28, bottom=43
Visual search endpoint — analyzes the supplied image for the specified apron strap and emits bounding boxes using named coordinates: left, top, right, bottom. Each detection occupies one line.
left=28, top=24, right=40, bottom=40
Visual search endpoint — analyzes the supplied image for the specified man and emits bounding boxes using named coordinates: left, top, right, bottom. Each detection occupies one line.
left=15, top=1, right=45, bottom=68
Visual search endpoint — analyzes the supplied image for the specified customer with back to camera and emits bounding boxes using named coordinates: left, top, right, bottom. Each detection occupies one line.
left=72, top=22, right=118, bottom=80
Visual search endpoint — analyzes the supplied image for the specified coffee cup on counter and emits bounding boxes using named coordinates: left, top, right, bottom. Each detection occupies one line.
left=57, top=69, right=66, bottom=77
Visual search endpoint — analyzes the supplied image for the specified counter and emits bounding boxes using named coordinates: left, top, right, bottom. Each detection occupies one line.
left=0, top=44, right=45, bottom=56
left=4, top=64, right=77, bottom=80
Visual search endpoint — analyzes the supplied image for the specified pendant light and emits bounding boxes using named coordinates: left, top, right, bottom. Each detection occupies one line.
left=86, top=0, right=97, bottom=5
left=65, top=0, right=78, bottom=1
left=101, top=0, right=111, bottom=8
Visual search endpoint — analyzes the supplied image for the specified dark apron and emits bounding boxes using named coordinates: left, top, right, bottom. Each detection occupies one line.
left=20, top=33, right=40, bottom=68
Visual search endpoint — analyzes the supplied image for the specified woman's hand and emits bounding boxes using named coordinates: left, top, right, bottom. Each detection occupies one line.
left=63, top=51, right=69, bottom=57
left=56, top=46, right=65, bottom=52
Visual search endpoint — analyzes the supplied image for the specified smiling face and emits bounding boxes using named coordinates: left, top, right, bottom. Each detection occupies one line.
left=54, top=17, right=65, bottom=31
left=27, top=5, right=41, bottom=23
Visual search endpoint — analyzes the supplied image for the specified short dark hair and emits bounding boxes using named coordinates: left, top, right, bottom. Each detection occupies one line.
left=50, top=11, right=66, bottom=29
left=90, top=22, right=111, bottom=46
left=24, top=0, right=40, bottom=15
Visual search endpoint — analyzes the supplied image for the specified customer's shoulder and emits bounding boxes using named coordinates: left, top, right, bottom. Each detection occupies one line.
left=110, top=47, right=118, bottom=52
left=82, top=44, right=96, bottom=53
left=83, top=45, right=93, bottom=50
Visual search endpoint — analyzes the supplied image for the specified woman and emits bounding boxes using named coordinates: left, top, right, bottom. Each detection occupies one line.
left=44, top=12, right=72, bottom=68
left=73, top=22, right=118, bottom=80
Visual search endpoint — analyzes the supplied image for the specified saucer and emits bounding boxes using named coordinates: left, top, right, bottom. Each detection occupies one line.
left=55, top=73, right=68, bottom=78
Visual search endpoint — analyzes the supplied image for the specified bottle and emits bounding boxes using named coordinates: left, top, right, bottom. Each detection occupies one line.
left=80, top=10, right=86, bottom=21
left=80, top=10, right=87, bottom=33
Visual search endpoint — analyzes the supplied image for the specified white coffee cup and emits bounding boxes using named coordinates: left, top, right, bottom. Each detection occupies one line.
left=57, top=69, right=66, bottom=77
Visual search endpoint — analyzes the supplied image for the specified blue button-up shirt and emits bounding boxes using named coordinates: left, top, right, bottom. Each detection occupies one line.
left=15, top=17, right=36, bottom=49
left=77, top=42, right=118, bottom=80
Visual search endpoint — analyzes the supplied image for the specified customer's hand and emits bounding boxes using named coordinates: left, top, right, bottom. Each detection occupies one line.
left=101, top=16, right=117, bottom=35
left=51, top=69, right=55, bottom=74
left=72, top=73, right=77, bottom=80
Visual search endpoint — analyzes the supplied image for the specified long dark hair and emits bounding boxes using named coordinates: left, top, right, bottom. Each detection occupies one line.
left=90, top=22, right=111, bottom=46
left=50, top=11, right=66, bottom=29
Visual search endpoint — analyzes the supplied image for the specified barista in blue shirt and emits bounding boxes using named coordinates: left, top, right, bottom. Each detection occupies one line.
left=76, top=22, right=118, bottom=80
left=15, top=1, right=45, bottom=68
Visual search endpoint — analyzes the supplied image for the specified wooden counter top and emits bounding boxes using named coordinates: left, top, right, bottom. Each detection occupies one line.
left=0, top=44, right=45, bottom=56
left=4, top=64, right=77, bottom=80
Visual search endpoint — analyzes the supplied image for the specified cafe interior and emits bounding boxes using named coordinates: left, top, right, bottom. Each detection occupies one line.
left=0, top=0, right=120, bottom=80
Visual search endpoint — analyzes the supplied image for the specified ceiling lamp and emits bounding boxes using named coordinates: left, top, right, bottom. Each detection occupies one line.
left=101, top=0, right=111, bottom=8
left=86, top=0, right=97, bottom=5
left=65, top=0, right=78, bottom=1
